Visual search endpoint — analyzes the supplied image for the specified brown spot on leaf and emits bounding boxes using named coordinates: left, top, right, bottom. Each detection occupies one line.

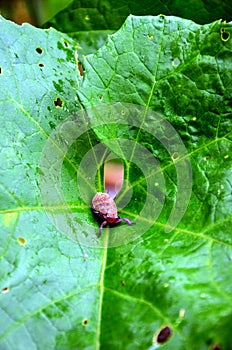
left=17, top=237, right=27, bottom=246
left=82, top=319, right=88, bottom=326
left=1, top=287, right=9, bottom=294
left=157, top=325, right=172, bottom=344
left=78, top=62, right=84, bottom=77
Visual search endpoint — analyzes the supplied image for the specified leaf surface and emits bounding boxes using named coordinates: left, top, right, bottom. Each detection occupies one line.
left=77, top=15, right=232, bottom=349
left=0, top=14, right=232, bottom=350
left=44, top=0, right=232, bottom=55
left=0, top=16, right=103, bottom=350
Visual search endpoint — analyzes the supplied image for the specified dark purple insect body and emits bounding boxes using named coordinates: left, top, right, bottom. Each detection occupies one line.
left=91, top=192, right=135, bottom=237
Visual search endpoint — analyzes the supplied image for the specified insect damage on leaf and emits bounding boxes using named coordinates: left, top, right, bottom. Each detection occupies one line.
left=54, top=97, right=63, bottom=107
left=35, top=47, right=43, bottom=54
left=77, top=62, right=84, bottom=77
left=17, top=237, right=27, bottom=246
left=1, top=287, right=10, bottom=294
left=156, top=325, right=172, bottom=344
left=82, top=318, right=88, bottom=326
left=221, top=28, right=230, bottom=41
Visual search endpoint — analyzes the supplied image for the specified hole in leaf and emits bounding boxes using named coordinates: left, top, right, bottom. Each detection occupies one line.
left=156, top=325, right=172, bottom=344
left=17, top=237, right=27, bottom=246
left=172, top=57, right=180, bottom=67
left=62, top=39, right=69, bottom=48
left=221, top=28, right=230, bottom=41
left=98, top=94, right=103, bottom=101
left=159, top=14, right=165, bottom=21
left=78, top=62, right=84, bottom=77
left=82, top=318, right=88, bottom=326
left=1, top=287, right=9, bottom=294
left=39, top=63, right=44, bottom=68
left=0, top=67, right=2, bottom=74
left=212, top=344, right=221, bottom=350
left=83, top=253, right=88, bottom=258
left=54, top=97, right=63, bottom=108
left=120, top=280, right=125, bottom=286
left=148, top=34, right=154, bottom=40
left=172, top=151, right=179, bottom=161
left=36, top=47, right=43, bottom=54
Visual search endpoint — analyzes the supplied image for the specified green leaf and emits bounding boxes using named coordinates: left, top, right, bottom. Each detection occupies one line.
left=0, top=16, right=102, bottom=349
left=44, top=0, right=232, bottom=55
left=1, top=13, right=232, bottom=350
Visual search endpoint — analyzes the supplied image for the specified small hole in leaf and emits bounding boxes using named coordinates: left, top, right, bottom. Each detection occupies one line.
left=0, top=67, right=2, bottom=74
left=221, top=28, right=230, bottom=41
left=120, top=280, right=125, bottom=286
left=159, top=14, right=165, bottom=21
left=39, top=63, right=44, bottom=68
left=148, top=34, right=154, bottom=40
left=172, top=57, right=180, bottom=67
left=36, top=47, right=43, bottom=54
left=82, top=319, right=88, bottom=326
left=17, top=237, right=27, bottom=246
left=156, top=326, right=172, bottom=344
left=212, top=344, right=221, bottom=350
left=62, top=39, right=69, bottom=48
left=78, top=62, right=84, bottom=77
left=54, top=97, right=63, bottom=107
left=83, top=253, right=88, bottom=258
left=1, top=287, right=10, bottom=294
left=172, top=151, right=179, bottom=161
left=98, top=94, right=103, bottom=101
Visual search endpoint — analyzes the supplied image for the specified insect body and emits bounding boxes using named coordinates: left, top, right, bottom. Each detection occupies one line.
left=91, top=192, right=135, bottom=237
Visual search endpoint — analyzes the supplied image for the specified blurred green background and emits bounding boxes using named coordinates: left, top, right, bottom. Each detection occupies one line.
left=0, top=0, right=71, bottom=25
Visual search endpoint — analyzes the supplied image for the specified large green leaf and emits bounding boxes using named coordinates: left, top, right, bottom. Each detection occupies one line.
left=44, top=0, right=232, bottom=55
left=0, top=14, right=232, bottom=350
left=0, top=16, right=101, bottom=350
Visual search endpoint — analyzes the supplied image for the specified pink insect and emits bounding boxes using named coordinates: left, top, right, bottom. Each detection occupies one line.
left=91, top=159, right=135, bottom=237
